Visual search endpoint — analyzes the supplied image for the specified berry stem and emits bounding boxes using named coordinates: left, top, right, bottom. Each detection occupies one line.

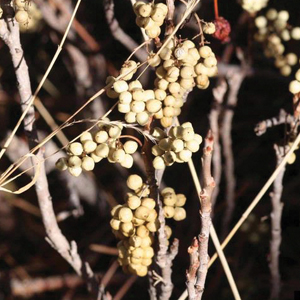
left=214, top=0, right=219, bottom=20
left=119, top=135, right=143, bottom=147
left=194, top=13, right=205, bottom=46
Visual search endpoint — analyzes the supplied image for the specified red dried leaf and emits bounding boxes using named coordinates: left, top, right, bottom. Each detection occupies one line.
left=213, top=17, right=231, bottom=43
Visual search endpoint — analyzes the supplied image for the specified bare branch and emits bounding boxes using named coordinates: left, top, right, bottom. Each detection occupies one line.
left=186, top=238, right=200, bottom=300
left=255, top=109, right=296, bottom=136
left=0, top=18, right=98, bottom=293
left=10, top=272, right=124, bottom=298
left=34, top=0, right=76, bottom=39
left=156, top=194, right=179, bottom=300
left=209, top=78, right=227, bottom=208
left=165, top=0, right=175, bottom=36
left=269, top=144, right=286, bottom=300
left=220, top=70, right=246, bottom=239
left=186, top=131, right=215, bottom=300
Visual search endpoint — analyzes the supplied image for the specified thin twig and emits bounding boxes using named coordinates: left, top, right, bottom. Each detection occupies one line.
left=175, top=118, right=241, bottom=300
left=90, top=244, right=119, bottom=256
left=220, top=70, right=245, bottom=239
left=113, top=275, right=137, bottom=300
left=209, top=78, right=227, bottom=208
left=208, top=132, right=300, bottom=267
left=255, top=110, right=297, bottom=136
left=10, top=272, right=124, bottom=297
left=99, top=260, right=119, bottom=299
left=50, top=0, right=100, bottom=51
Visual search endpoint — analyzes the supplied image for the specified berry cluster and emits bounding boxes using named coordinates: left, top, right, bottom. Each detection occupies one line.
left=151, top=41, right=218, bottom=127
left=254, top=9, right=300, bottom=95
left=110, top=175, right=157, bottom=276
left=108, top=76, right=161, bottom=126
left=161, top=187, right=187, bottom=221
left=151, top=123, right=202, bottom=169
left=241, top=0, right=269, bottom=14
left=105, top=31, right=218, bottom=129
left=56, top=122, right=139, bottom=176
left=255, top=11, right=299, bottom=76
left=133, top=1, right=168, bottom=39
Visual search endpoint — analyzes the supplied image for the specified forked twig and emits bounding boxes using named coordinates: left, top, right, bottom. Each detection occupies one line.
left=186, top=132, right=214, bottom=300
left=175, top=118, right=241, bottom=300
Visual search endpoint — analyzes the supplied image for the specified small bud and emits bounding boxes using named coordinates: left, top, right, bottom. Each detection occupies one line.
left=109, top=125, right=122, bottom=139
left=121, top=222, right=134, bottom=235
left=165, top=225, right=172, bottom=239
left=146, top=99, right=162, bottom=113
left=138, top=3, right=152, bottom=17
left=129, top=235, right=142, bottom=247
left=140, top=236, right=152, bottom=247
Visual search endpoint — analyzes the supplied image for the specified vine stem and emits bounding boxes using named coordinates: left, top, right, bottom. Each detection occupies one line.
left=214, top=0, right=219, bottom=19
left=118, top=135, right=143, bottom=147
left=193, top=13, right=205, bottom=46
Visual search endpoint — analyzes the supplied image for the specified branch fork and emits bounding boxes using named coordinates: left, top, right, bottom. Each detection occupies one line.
left=186, top=131, right=215, bottom=300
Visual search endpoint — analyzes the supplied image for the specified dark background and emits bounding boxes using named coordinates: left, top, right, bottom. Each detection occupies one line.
left=0, top=0, right=300, bottom=299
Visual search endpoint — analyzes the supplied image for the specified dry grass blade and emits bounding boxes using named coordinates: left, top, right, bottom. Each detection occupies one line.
left=208, top=131, right=300, bottom=267
left=0, top=0, right=82, bottom=162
